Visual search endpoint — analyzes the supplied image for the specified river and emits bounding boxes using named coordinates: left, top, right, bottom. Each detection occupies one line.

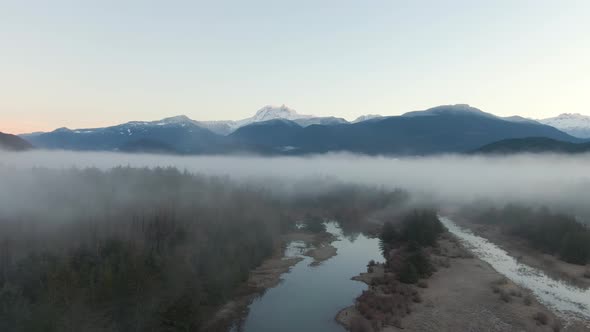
left=231, top=222, right=381, bottom=332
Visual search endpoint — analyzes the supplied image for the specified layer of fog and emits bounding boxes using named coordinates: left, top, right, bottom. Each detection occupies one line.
left=1, top=150, right=590, bottom=218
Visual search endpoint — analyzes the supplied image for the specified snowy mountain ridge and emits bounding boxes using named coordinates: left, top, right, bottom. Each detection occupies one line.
left=539, top=113, right=590, bottom=138
left=24, top=104, right=588, bottom=139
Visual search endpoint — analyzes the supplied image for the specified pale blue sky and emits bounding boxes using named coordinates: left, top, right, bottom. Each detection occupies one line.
left=1, top=0, right=589, bottom=133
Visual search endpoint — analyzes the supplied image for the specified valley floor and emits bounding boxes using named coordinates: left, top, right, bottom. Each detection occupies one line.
left=206, top=230, right=338, bottom=331
left=451, top=217, right=590, bottom=289
left=338, top=233, right=590, bottom=332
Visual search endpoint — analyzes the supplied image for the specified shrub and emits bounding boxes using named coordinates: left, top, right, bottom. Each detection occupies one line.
left=412, top=293, right=423, bottom=303
left=404, top=249, right=435, bottom=279
left=533, top=312, right=549, bottom=325
left=523, top=295, right=533, bottom=306
left=439, top=258, right=451, bottom=268
left=499, top=290, right=512, bottom=303
left=493, top=277, right=508, bottom=286
left=350, top=316, right=374, bottom=332
left=398, top=262, right=419, bottom=284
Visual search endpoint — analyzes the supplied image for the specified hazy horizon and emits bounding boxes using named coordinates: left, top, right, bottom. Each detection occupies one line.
left=2, top=1, right=589, bottom=134
left=6, top=103, right=553, bottom=135
left=3, top=150, right=590, bottom=213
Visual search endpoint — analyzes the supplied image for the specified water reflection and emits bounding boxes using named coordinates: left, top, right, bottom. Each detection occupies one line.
left=233, top=222, right=381, bottom=332
left=441, top=217, right=590, bottom=323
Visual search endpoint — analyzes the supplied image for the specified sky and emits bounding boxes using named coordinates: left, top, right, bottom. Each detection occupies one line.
left=1, top=0, right=589, bottom=134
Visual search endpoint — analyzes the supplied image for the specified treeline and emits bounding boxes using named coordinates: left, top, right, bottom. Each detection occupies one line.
left=288, top=182, right=408, bottom=234
left=0, top=167, right=286, bottom=332
left=0, top=166, right=407, bottom=332
left=351, top=210, right=445, bottom=331
left=463, top=204, right=590, bottom=265
left=380, top=210, right=445, bottom=283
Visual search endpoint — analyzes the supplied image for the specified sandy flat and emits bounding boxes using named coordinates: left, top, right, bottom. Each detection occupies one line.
left=338, top=233, right=585, bottom=332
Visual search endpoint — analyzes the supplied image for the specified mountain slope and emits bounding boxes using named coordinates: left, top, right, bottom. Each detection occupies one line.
left=293, top=116, right=348, bottom=127
left=473, top=137, right=590, bottom=154
left=538, top=113, right=590, bottom=138
left=229, top=119, right=304, bottom=153
left=231, top=105, right=580, bottom=155
left=119, top=139, right=179, bottom=154
left=353, top=114, right=384, bottom=123
left=0, top=132, right=33, bottom=151
left=23, top=115, right=224, bottom=153
left=198, top=105, right=345, bottom=135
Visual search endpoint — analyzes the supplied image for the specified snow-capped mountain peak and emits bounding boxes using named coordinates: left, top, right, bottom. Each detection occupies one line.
left=539, top=113, right=590, bottom=138
left=251, top=105, right=312, bottom=122
left=353, top=114, right=384, bottom=123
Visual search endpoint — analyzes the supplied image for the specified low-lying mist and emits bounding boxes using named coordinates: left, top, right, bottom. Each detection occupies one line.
left=1, top=150, right=590, bottom=217
left=1, top=150, right=589, bottom=331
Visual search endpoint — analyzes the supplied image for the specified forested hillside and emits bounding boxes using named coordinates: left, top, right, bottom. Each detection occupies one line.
left=0, top=167, right=406, bottom=331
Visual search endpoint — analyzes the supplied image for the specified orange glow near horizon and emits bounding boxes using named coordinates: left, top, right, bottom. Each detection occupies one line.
left=1, top=122, right=55, bottom=135
left=1, top=125, right=32, bottom=136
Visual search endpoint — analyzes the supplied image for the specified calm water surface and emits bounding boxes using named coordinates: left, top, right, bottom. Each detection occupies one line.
left=232, top=223, right=381, bottom=332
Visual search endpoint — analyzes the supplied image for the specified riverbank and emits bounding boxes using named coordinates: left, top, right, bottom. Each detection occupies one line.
left=205, top=230, right=338, bottom=331
left=337, top=232, right=568, bottom=332
left=452, top=216, right=590, bottom=289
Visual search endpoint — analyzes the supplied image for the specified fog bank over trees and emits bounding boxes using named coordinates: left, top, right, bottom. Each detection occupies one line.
left=2, top=150, right=590, bottom=217
left=0, top=166, right=406, bottom=331
left=1, top=151, right=589, bottom=330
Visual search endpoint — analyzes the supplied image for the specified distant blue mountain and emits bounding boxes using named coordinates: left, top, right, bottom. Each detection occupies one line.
left=0, top=132, right=33, bottom=151
left=230, top=105, right=579, bottom=155
left=22, top=104, right=581, bottom=155
left=22, top=116, right=224, bottom=154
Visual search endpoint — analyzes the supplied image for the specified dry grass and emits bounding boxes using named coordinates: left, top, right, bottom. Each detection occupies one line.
left=350, top=316, right=374, bottom=332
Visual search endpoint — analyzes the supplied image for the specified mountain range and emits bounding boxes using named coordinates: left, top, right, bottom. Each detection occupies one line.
left=19, top=104, right=586, bottom=156
left=0, top=132, right=33, bottom=151
left=195, top=105, right=348, bottom=135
